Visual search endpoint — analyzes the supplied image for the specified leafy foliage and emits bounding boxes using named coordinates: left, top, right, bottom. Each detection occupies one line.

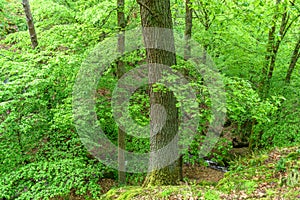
left=0, top=0, right=299, bottom=198
left=0, top=159, right=107, bottom=199
left=0, top=0, right=26, bottom=38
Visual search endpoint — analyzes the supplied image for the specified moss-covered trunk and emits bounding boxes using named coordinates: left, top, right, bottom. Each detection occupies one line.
left=143, top=164, right=180, bottom=186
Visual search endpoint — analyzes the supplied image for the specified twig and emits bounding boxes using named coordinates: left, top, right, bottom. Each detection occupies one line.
left=99, top=8, right=117, bottom=28
left=125, top=4, right=138, bottom=26
left=0, top=54, right=13, bottom=61
left=136, top=0, right=156, bottom=17
left=290, top=0, right=300, bottom=13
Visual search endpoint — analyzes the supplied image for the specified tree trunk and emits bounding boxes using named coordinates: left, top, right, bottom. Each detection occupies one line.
left=22, top=0, right=38, bottom=49
left=265, top=4, right=289, bottom=93
left=193, top=1, right=213, bottom=65
left=117, top=0, right=126, bottom=185
left=285, top=38, right=300, bottom=84
left=138, top=0, right=180, bottom=186
left=259, top=1, right=279, bottom=97
left=184, top=0, right=192, bottom=61
left=180, top=0, right=193, bottom=181
left=260, top=1, right=294, bottom=97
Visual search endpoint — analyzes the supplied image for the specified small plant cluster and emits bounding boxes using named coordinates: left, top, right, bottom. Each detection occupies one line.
left=219, top=146, right=300, bottom=197
left=0, top=159, right=108, bottom=199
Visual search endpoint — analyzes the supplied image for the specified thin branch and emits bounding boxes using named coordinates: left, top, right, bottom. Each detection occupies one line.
left=0, top=54, right=13, bottom=61
left=125, top=4, right=138, bottom=26
left=285, top=38, right=300, bottom=83
left=193, top=10, right=207, bottom=27
left=136, top=0, right=156, bottom=17
left=290, top=0, right=300, bottom=13
left=282, top=14, right=300, bottom=39
left=273, top=6, right=289, bottom=54
left=99, top=8, right=117, bottom=28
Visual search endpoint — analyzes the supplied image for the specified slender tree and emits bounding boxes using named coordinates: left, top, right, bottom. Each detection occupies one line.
left=179, top=0, right=193, bottom=181
left=260, top=0, right=299, bottom=96
left=117, top=0, right=126, bottom=185
left=22, top=0, right=38, bottom=49
left=265, top=2, right=288, bottom=91
left=184, top=0, right=193, bottom=61
left=193, top=0, right=214, bottom=64
left=138, top=0, right=180, bottom=186
left=285, top=38, right=300, bottom=84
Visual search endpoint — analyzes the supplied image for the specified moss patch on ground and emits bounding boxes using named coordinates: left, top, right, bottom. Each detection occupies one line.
left=100, top=185, right=221, bottom=200
left=100, top=145, right=300, bottom=200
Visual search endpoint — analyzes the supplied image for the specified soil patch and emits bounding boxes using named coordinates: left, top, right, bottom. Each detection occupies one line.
left=183, top=164, right=225, bottom=183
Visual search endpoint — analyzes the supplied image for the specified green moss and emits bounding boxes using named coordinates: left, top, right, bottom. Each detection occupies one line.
left=100, top=187, right=142, bottom=200
left=143, top=166, right=180, bottom=186
left=204, top=191, right=220, bottom=200
left=283, top=189, right=300, bottom=199
left=100, top=185, right=220, bottom=200
left=197, top=180, right=218, bottom=187
left=101, top=146, right=300, bottom=199
left=286, top=151, right=300, bottom=159
left=160, top=189, right=173, bottom=197
left=286, top=169, right=300, bottom=187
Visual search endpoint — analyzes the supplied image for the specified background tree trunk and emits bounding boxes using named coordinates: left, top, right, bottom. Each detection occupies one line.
left=22, top=0, right=38, bottom=49
left=180, top=0, right=193, bottom=181
left=117, top=0, right=126, bottom=185
left=265, top=4, right=289, bottom=93
left=285, top=38, right=300, bottom=84
left=138, top=0, right=180, bottom=186
left=259, top=0, right=280, bottom=97
left=259, top=1, right=296, bottom=96
left=184, top=0, right=192, bottom=61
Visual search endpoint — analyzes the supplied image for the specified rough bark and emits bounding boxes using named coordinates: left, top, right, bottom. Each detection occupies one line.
left=22, top=0, right=38, bottom=49
left=138, top=0, right=180, bottom=186
left=117, top=0, right=126, bottom=185
left=285, top=38, right=300, bottom=84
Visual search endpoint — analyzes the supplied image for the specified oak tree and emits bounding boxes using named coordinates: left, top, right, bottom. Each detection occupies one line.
left=138, top=0, right=180, bottom=186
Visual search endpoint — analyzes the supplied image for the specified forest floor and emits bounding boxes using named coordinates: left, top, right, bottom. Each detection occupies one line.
left=57, top=164, right=226, bottom=200
left=99, top=145, right=300, bottom=200
left=52, top=145, right=300, bottom=199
